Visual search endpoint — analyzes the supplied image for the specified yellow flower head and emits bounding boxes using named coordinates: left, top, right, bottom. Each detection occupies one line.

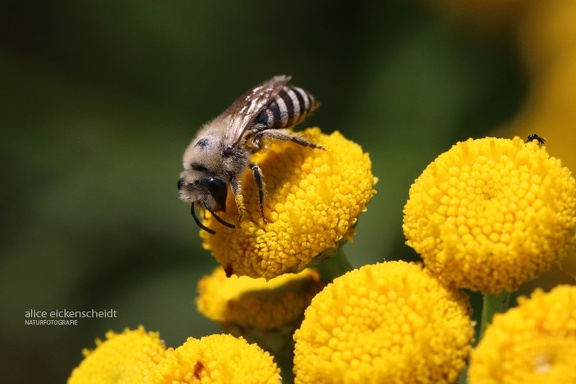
left=469, top=285, right=576, bottom=384
left=197, top=267, right=323, bottom=331
left=403, top=136, right=576, bottom=293
left=146, top=334, right=281, bottom=384
left=293, top=261, right=474, bottom=384
left=68, top=326, right=165, bottom=384
left=200, top=128, right=376, bottom=279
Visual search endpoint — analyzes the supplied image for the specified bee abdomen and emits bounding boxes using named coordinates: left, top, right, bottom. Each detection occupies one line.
left=254, top=86, right=317, bottom=129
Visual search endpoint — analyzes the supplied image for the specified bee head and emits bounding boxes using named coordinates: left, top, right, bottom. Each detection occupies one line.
left=178, top=174, right=228, bottom=212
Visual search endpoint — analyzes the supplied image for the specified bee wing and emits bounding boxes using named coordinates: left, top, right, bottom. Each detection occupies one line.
left=222, top=75, right=290, bottom=149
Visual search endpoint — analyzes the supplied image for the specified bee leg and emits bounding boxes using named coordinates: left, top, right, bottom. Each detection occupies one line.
left=230, top=177, right=245, bottom=222
left=250, top=162, right=267, bottom=224
left=255, top=130, right=326, bottom=150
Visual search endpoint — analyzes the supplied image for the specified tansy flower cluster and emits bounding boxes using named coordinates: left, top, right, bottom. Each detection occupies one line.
left=403, top=136, right=576, bottom=293
left=68, top=8, right=576, bottom=379
left=199, top=127, right=377, bottom=280
left=69, top=126, right=576, bottom=383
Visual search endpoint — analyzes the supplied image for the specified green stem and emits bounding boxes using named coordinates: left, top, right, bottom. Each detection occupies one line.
left=479, top=291, right=510, bottom=341
left=274, top=346, right=295, bottom=384
left=314, top=247, right=354, bottom=283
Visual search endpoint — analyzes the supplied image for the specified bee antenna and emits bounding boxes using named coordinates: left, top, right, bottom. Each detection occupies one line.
left=191, top=203, right=216, bottom=234
left=206, top=205, right=236, bottom=229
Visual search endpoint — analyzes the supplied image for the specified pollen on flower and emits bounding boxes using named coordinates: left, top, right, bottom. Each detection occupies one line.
left=293, top=261, right=474, bottom=384
left=469, top=285, right=576, bottom=384
left=67, top=326, right=166, bottom=384
left=403, top=136, right=576, bottom=293
left=199, top=127, right=377, bottom=279
left=146, top=334, right=281, bottom=384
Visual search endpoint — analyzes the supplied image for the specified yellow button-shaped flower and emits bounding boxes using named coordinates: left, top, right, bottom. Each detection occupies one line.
left=197, top=267, right=323, bottom=331
left=293, top=261, right=474, bottom=384
left=469, top=285, right=576, bottom=384
left=146, top=334, right=280, bottom=384
left=403, top=136, right=576, bottom=293
left=200, top=128, right=376, bottom=279
left=68, top=326, right=165, bottom=384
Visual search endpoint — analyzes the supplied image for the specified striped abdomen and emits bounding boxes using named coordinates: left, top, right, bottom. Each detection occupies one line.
left=253, top=86, right=318, bottom=129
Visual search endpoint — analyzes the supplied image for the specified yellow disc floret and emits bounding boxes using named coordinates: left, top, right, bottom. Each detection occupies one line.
left=293, top=261, right=474, bottom=384
left=403, top=136, right=576, bottom=293
left=200, top=128, right=376, bottom=279
left=68, top=326, right=166, bottom=384
left=469, top=285, right=576, bottom=384
left=146, top=334, right=281, bottom=384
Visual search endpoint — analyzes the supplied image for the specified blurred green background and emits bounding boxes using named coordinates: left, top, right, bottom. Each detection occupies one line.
left=0, top=1, right=525, bottom=382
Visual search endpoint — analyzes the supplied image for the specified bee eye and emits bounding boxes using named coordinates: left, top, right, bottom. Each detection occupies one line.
left=177, top=178, right=184, bottom=190
left=207, top=178, right=226, bottom=195
left=206, top=178, right=228, bottom=211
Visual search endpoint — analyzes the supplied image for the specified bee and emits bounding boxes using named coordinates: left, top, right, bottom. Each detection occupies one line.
left=526, top=133, right=546, bottom=146
left=178, top=75, right=323, bottom=234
